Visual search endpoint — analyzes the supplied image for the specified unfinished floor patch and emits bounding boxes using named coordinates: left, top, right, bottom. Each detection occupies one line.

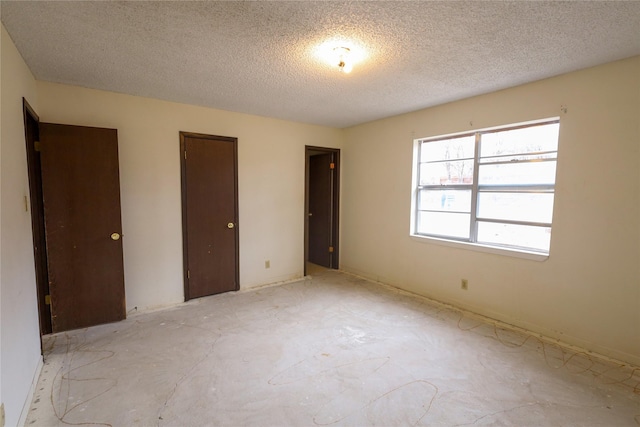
left=27, top=270, right=640, bottom=426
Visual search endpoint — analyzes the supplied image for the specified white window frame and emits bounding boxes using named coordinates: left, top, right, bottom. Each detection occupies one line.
left=410, top=118, right=560, bottom=261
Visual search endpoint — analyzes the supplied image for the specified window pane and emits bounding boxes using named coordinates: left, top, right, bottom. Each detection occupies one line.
left=419, top=160, right=474, bottom=185
left=477, top=222, right=551, bottom=252
left=477, top=192, right=554, bottom=223
left=480, top=151, right=556, bottom=164
left=420, top=135, right=475, bottom=162
left=478, top=161, right=556, bottom=186
left=417, top=211, right=470, bottom=239
left=419, top=189, right=472, bottom=212
left=480, top=122, right=559, bottom=158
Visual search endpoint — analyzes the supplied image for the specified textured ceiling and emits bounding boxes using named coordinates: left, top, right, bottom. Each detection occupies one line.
left=2, top=1, right=640, bottom=128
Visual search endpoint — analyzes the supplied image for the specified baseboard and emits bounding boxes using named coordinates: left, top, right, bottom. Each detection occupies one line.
left=125, top=275, right=311, bottom=319
left=339, top=267, right=640, bottom=370
left=240, top=273, right=307, bottom=291
left=17, top=355, right=43, bottom=427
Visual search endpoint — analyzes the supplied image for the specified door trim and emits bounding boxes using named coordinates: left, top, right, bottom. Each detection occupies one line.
left=179, top=132, right=240, bottom=300
left=23, top=98, right=52, bottom=339
left=304, top=146, right=340, bottom=275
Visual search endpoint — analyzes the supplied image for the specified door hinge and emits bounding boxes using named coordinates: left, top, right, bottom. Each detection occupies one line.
left=45, top=295, right=51, bottom=305
left=329, top=162, right=335, bottom=170
left=329, top=246, right=334, bottom=253
left=184, top=150, right=187, bottom=160
left=34, top=140, right=41, bottom=152
left=187, top=270, right=190, bottom=279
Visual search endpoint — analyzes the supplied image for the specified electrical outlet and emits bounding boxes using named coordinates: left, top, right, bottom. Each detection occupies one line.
left=461, top=279, right=468, bottom=290
left=265, top=260, right=270, bottom=269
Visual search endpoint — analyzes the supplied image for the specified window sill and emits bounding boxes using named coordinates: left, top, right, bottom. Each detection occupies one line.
left=410, top=234, right=549, bottom=261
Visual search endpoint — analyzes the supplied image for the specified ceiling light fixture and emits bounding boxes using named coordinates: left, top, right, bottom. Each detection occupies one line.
left=313, top=40, right=367, bottom=74
left=334, top=47, right=353, bottom=74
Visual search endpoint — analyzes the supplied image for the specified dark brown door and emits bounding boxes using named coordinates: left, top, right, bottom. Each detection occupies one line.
left=308, top=151, right=338, bottom=268
left=40, top=123, right=126, bottom=332
left=180, top=132, right=239, bottom=300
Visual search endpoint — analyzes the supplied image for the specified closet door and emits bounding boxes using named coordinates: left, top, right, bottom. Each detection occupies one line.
left=40, top=123, right=125, bottom=332
left=180, top=132, right=239, bottom=300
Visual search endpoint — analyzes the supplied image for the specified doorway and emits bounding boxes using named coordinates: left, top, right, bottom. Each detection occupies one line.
left=180, top=132, right=239, bottom=300
left=23, top=99, right=127, bottom=334
left=305, top=146, right=340, bottom=275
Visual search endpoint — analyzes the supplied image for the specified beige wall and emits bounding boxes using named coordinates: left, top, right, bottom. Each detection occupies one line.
left=342, top=56, right=640, bottom=365
left=36, top=82, right=344, bottom=312
left=1, top=25, right=42, bottom=427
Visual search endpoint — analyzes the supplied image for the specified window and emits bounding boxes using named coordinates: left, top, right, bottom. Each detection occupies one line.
left=412, top=119, right=560, bottom=255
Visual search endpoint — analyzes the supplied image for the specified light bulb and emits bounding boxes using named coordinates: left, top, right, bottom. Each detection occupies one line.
left=334, top=47, right=352, bottom=74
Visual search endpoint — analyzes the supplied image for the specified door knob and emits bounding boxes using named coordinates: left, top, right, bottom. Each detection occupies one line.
left=111, top=232, right=121, bottom=241
left=227, top=222, right=235, bottom=229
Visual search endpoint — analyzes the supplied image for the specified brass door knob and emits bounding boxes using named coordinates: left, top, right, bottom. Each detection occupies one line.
left=111, top=232, right=121, bottom=241
left=227, top=222, right=235, bottom=229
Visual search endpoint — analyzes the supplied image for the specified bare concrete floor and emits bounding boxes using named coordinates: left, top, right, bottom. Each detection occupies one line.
left=27, top=269, right=640, bottom=426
